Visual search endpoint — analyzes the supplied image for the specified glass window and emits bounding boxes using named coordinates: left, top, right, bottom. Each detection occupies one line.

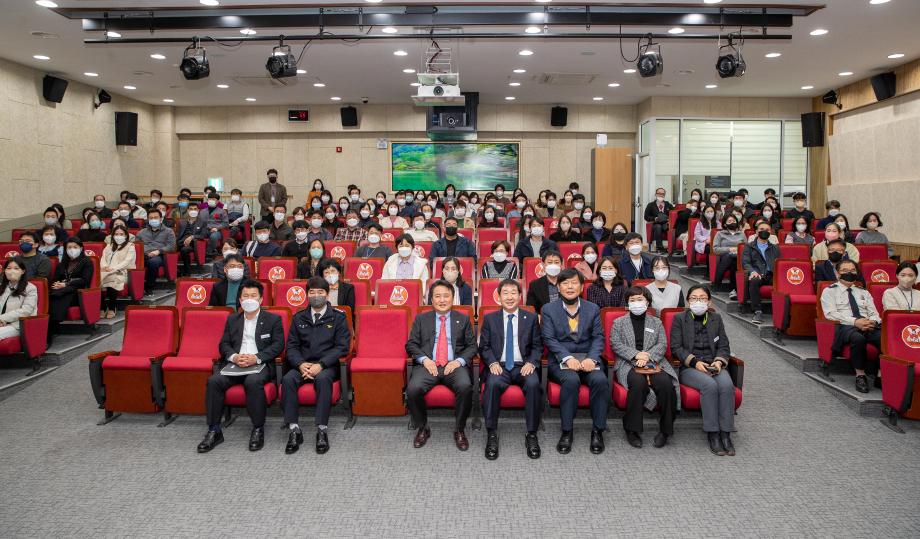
left=640, top=121, right=651, bottom=154
left=783, top=120, right=808, bottom=206
left=731, top=121, right=782, bottom=205
left=653, top=120, right=680, bottom=200
left=681, top=120, right=731, bottom=201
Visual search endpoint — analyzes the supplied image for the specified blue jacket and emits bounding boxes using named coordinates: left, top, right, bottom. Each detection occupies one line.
left=429, top=235, right=477, bottom=265
left=479, top=308, right=543, bottom=368
left=540, top=299, right=605, bottom=365
left=618, top=253, right=654, bottom=284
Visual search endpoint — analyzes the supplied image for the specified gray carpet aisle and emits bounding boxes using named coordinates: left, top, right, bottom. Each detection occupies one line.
left=0, top=282, right=918, bottom=537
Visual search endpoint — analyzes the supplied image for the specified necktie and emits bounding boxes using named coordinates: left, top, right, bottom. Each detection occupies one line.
left=847, top=287, right=862, bottom=319
left=314, top=312, right=321, bottom=324
left=504, top=314, right=515, bottom=371
left=435, top=315, right=449, bottom=367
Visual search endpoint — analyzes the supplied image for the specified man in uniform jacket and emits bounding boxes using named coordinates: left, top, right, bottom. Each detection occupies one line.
left=643, top=187, right=673, bottom=253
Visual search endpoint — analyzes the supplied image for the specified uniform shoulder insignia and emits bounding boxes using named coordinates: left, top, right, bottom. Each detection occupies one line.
left=828, top=283, right=839, bottom=288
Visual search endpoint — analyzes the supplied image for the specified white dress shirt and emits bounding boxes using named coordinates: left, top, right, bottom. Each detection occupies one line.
left=232, top=310, right=261, bottom=364
left=498, top=309, right=524, bottom=365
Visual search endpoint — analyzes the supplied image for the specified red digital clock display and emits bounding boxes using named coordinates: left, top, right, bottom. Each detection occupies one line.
left=288, top=109, right=309, bottom=122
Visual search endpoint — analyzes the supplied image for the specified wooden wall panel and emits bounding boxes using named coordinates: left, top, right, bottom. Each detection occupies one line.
left=592, top=147, right=633, bottom=228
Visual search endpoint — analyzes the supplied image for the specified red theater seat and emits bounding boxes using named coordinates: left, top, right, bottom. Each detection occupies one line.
left=862, top=260, right=897, bottom=284
left=557, top=242, right=588, bottom=268
left=869, top=283, right=898, bottom=315
left=375, top=279, right=422, bottom=315
left=344, top=257, right=383, bottom=296
left=771, top=260, right=817, bottom=337
left=325, top=241, right=355, bottom=262
left=272, top=279, right=309, bottom=313
left=432, top=257, right=475, bottom=284
left=856, top=243, right=889, bottom=262
left=522, top=257, right=545, bottom=286
left=64, top=256, right=102, bottom=329
left=815, top=281, right=879, bottom=369
left=734, top=243, right=772, bottom=306
left=257, top=256, right=298, bottom=283
left=174, top=278, right=218, bottom=324
left=349, top=306, right=412, bottom=417
left=879, top=310, right=920, bottom=429
left=0, top=277, right=49, bottom=367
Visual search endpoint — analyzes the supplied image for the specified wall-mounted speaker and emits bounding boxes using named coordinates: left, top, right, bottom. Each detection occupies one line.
left=340, top=106, right=358, bottom=127
left=801, top=112, right=825, bottom=148
left=115, top=111, right=138, bottom=146
left=551, top=106, right=568, bottom=127
left=42, top=75, right=68, bottom=103
left=869, top=72, right=896, bottom=102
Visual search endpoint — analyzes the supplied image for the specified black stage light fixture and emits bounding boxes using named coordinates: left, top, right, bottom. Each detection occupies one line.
left=822, top=90, right=843, bottom=110
left=637, top=50, right=663, bottom=78
left=716, top=34, right=746, bottom=79
left=180, top=38, right=210, bottom=80
left=266, top=38, right=298, bottom=79
left=95, top=89, right=111, bottom=109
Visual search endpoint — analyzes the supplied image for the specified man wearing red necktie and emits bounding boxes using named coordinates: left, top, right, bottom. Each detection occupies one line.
left=405, top=280, right=478, bottom=450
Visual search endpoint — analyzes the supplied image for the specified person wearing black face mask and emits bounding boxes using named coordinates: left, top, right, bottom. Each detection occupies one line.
left=602, top=223, right=629, bottom=258
left=257, top=168, right=287, bottom=220
left=711, top=215, right=745, bottom=296
left=820, top=260, right=882, bottom=393
left=429, top=217, right=476, bottom=268
left=815, top=239, right=862, bottom=284
left=741, top=222, right=780, bottom=324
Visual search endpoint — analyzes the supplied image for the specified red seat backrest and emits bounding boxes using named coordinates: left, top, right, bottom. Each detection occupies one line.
left=477, top=228, right=508, bottom=245
left=659, top=307, right=685, bottom=360
left=375, top=279, right=423, bottom=310
left=257, top=279, right=274, bottom=306
left=522, top=257, right=545, bottom=285
left=350, top=280, right=372, bottom=306
left=355, top=306, right=411, bottom=358
left=736, top=242, right=746, bottom=270
left=82, top=242, right=106, bottom=258
left=175, top=278, right=218, bottom=321
left=0, top=243, right=23, bottom=259
left=869, top=283, right=897, bottom=314
left=132, top=242, right=146, bottom=269
left=177, top=307, right=232, bottom=357
left=85, top=256, right=101, bottom=287
left=432, top=257, right=474, bottom=282
left=456, top=228, right=474, bottom=241
left=381, top=228, right=402, bottom=243
left=121, top=306, right=178, bottom=357
left=412, top=241, right=433, bottom=260
left=10, top=230, right=29, bottom=242
left=781, top=218, right=794, bottom=231
left=344, top=257, right=383, bottom=289
left=856, top=243, right=888, bottom=262
left=601, top=307, right=628, bottom=364
left=325, top=241, right=355, bottom=262
left=272, top=279, right=309, bottom=312
left=862, top=261, right=897, bottom=284
left=772, top=259, right=814, bottom=295
left=778, top=243, right=811, bottom=261
left=264, top=306, right=292, bottom=360
left=242, top=257, right=256, bottom=277
left=881, top=310, right=920, bottom=361
left=557, top=242, right=589, bottom=267
left=508, top=217, right=520, bottom=232
left=257, top=257, right=297, bottom=283
left=28, top=278, right=48, bottom=315
left=813, top=230, right=826, bottom=244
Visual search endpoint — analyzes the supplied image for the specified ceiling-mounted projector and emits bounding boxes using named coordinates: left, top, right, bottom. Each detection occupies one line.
left=411, top=45, right=466, bottom=106
left=412, top=82, right=465, bottom=106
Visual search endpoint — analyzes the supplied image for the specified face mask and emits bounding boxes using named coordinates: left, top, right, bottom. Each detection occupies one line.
left=309, top=247, right=323, bottom=259
left=325, top=272, right=340, bottom=285
left=488, top=202, right=498, bottom=209
left=346, top=218, right=359, bottom=228
left=795, top=201, right=805, bottom=209
left=710, top=197, right=719, bottom=205
left=446, top=190, right=455, bottom=197
left=899, top=275, right=916, bottom=289
left=178, top=201, right=189, bottom=209
left=127, top=200, right=137, bottom=207
left=651, top=269, right=669, bottom=282
left=796, top=223, right=808, bottom=233
left=523, top=211, right=534, bottom=218
left=691, top=194, right=701, bottom=201
left=231, top=195, right=241, bottom=203
left=45, top=217, right=57, bottom=226
left=416, top=193, right=424, bottom=201
left=413, top=221, right=425, bottom=230
left=94, top=200, right=105, bottom=209
left=571, top=189, right=577, bottom=195
left=296, top=231, right=309, bottom=242
left=656, top=195, right=664, bottom=203
left=628, top=300, right=648, bottom=316
left=484, top=213, right=495, bottom=221
left=423, top=212, right=433, bottom=220
left=839, top=272, right=859, bottom=283
left=757, top=230, right=771, bottom=240
left=689, top=301, right=709, bottom=316
left=733, top=199, right=743, bottom=207
left=240, top=298, right=261, bottom=312
left=593, top=220, right=604, bottom=230
left=398, top=246, right=413, bottom=258
left=600, top=269, right=617, bottom=281
left=311, top=201, right=322, bottom=210
left=19, top=242, right=34, bottom=253
left=547, top=200, right=557, bottom=208
left=350, top=194, right=360, bottom=202
left=367, top=234, right=380, bottom=244
left=582, top=212, right=593, bottom=221
left=321, top=212, right=333, bottom=221
left=376, top=197, right=386, bottom=205
left=454, top=209, right=466, bottom=218
left=835, top=221, right=847, bottom=230
left=43, top=235, right=56, bottom=245
left=867, top=221, right=878, bottom=230
left=496, top=190, right=504, bottom=197
left=544, top=263, right=561, bottom=277
left=628, top=244, right=642, bottom=255
left=340, top=202, right=350, bottom=211
left=574, top=202, right=584, bottom=211
left=442, top=269, right=459, bottom=283
left=309, top=219, right=322, bottom=229
left=726, top=222, right=738, bottom=231
left=515, top=201, right=526, bottom=210
left=188, top=210, right=199, bottom=219
left=359, top=210, right=370, bottom=219
left=207, top=200, right=217, bottom=208
left=396, top=198, right=406, bottom=207
left=530, top=226, right=544, bottom=237
left=224, top=267, right=244, bottom=282
left=66, top=247, right=82, bottom=258
left=825, top=231, right=839, bottom=241
left=704, top=212, right=715, bottom=220
left=256, top=232, right=270, bottom=242
left=492, top=251, right=507, bottom=263
left=445, top=226, right=458, bottom=237
left=828, top=251, right=844, bottom=263
left=828, top=209, right=840, bottom=217
left=762, top=210, right=772, bottom=219
left=5, top=267, right=23, bottom=281
left=314, top=183, right=323, bottom=190
left=321, top=195, right=331, bottom=204
left=268, top=176, right=277, bottom=183
left=584, top=253, right=597, bottom=264
left=388, top=207, right=399, bottom=216
left=272, top=212, right=285, bottom=222
left=428, top=200, right=437, bottom=206
left=687, top=206, right=697, bottom=214
left=148, top=220, right=161, bottom=229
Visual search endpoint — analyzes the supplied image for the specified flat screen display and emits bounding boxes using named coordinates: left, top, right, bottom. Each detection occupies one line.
left=391, top=142, right=520, bottom=191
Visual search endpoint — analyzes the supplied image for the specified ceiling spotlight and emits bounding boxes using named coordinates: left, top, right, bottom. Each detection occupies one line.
left=240, top=28, right=257, bottom=35
left=809, top=29, right=829, bottom=36
left=592, top=97, right=604, bottom=101
left=266, top=38, right=297, bottom=78
left=519, top=49, right=534, bottom=56
left=33, top=54, right=50, bottom=61
left=216, top=83, right=229, bottom=89
left=801, top=85, right=814, bottom=90
left=296, top=69, right=307, bottom=74
left=888, top=53, right=905, bottom=59
left=393, top=50, right=408, bottom=56
left=150, top=53, right=166, bottom=60
left=765, top=52, right=782, bottom=58
left=123, top=85, right=136, bottom=90
left=637, top=40, right=663, bottom=78
left=525, top=26, right=542, bottom=34
left=608, top=82, right=620, bottom=87
left=179, top=38, right=209, bottom=80
left=668, top=27, right=685, bottom=35
left=705, top=84, right=718, bottom=89
left=838, top=71, right=853, bottom=77
left=505, top=96, right=516, bottom=101
left=95, top=89, right=111, bottom=109
left=330, top=97, right=342, bottom=101
left=162, top=98, right=174, bottom=103
left=84, top=72, right=99, bottom=77
left=869, top=0, right=890, bottom=4
left=822, top=90, right=842, bottom=109
left=509, top=82, right=521, bottom=87
left=199, top=0, right=219, bottom=5
left=381, top=27, right=398, bottom=34
left=513, top=69, right=526, bottom=74
left=703, top=0, right=722, bottom=3
left=245, top=97, right=256, bottom=102
left=716, top=34, right=746, bottom=78
left=313, top=83, right=326, bottom=87
left=402, top=68, right=416, bottom=74
left=106, top=31, right=121, bottom=38
left=624, top=68, right=637, bottom=74
left=35, top=1, right=58, bottom=7
left=365, top=0, right=383, bottom=3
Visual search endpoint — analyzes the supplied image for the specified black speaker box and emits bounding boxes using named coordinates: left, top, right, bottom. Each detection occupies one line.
left=870, top=72, right=896, bottom=101
left=42, top=75, right=68, bottom=103
left=801, top=112, right=825, bottom=148
left=551, top=106, right=568, bottom=127
left=340, top=106, right=358, bottom=127
left=115, top=111, right=138, bottom=146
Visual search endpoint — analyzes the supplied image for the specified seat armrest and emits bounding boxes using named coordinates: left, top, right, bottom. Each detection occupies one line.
left=89, top=350, right=117, bottom=362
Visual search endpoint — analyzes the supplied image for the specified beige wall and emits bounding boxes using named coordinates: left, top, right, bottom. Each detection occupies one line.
left=0, top=58, right=178, bottom=221
left=637, top=96, right=812, bottom=121
left=827, top=91, right=920, bottom=244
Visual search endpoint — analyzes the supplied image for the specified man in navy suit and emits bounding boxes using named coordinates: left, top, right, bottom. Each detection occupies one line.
left=429, top=216, right=477, bottom=266
left=479, top=279, right=544, bottom=460
left=542, top=268, right=608, bottom=455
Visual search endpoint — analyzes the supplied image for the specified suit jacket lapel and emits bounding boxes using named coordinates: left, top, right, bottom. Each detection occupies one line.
left=517, top=312, right=528, bottom=352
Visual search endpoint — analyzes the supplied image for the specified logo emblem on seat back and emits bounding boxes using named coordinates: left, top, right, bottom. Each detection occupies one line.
left=870, top=269, right=889, bottom=283
left=414, top=245, right=426, bottom=258
left=902, top=324, right=920, bottom=349
left=492, top=287, right=501, bottom=305
left=786, top=267, right=805, bottom=286
left=286, top=286, right=305, bottom=307
left=534, top=262, right=545, bottom=278
left=356, top=263, right=374, bottom=280
left=267, top=266, right=285, bottom=282
left=187, top=284, right=207, bottom=304
left=330, top=246, right=346, bottom=261
left=389, top=285, right=409, bottom=305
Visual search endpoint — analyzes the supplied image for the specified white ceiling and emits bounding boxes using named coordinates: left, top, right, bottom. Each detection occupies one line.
left=2, top=1, right=918, bottom=107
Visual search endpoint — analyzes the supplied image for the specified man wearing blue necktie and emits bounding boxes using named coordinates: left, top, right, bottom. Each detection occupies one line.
left=479, top=279, right=544, bottom=460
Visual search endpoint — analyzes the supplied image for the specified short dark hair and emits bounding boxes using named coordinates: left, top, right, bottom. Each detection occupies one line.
left=307, top=276, right=330, bottom=293
left=292, top=220, right=309, bottom=231
left=366, top=222, right=383, bottom=233
left=395, top=233, right=415, bottom=247
left=542, top=249, right=562, bottom=263
left=494, top=184, right=506, bottom=191
left=764, top=188, right=776, bottom=195
left=859, top=212, right=883, bottom=229
left=150, top=189, right=162, bottom=197
left=253, top=220, right=271, bottom=231
left=836, top=259, right=859, bottom=273
left=557, top=268, right=583, bottom=285
left=147, top=208, right=162, bottom=219
left=825, top=200, right=840, bottom=209
left=827, top=238, right=847, bottom=250
left=316, top=258, right=342, bottom=276
left=686, top=284, right=712, bottom=300
left=793, top=192, right=807, bottom=200
left=896, top=261, right=918, bottom=276
left=624, top=232, right=643, bottom=245
left=491, top=240, right=511, bottom=253
left=267, top=168, right=278, bottom=175
left=497, top=278, right=521, bottom=295
left=428, top=279, right=455, bottom=297
left=443, top=216, right=458, bottom=226
left=224, top=253, right=245, bottom=266
left=626, top=286, right=652, bottom=303
left=207, top=192, right=220, bottom=200
left=240, top=279, right=263, bottom=296
left=569, top=181, right=580, bottom=190
left=18, top=230, right=38, bottom=242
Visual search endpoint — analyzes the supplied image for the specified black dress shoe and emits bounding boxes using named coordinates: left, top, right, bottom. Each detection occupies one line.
left=315, top=429, right=329, bottom=454
left=855, top=374, right=870, bottom=394
left=556, top=431, right=573, bottom=454
left=285, top=427, right=303, bottom=454
left=454, top=430, right=469, bottom=451
left=719, top=431, right=735, bottom=456
left=249, top=427, right=264, bottom=451
left=413, top=427, right=431, bottom=448
left=626, top=430, right=643, bottom=448
left=197, top=430, right=224, bottom=453
left=708, top=432, right=726, bottom=456
left=525, top=433, right=541, bottom=459
left=590, top=428, right=605, bottom=455
left=653, top=432, right=669, bottom=448
left=484, top=431, right=499, bottom=460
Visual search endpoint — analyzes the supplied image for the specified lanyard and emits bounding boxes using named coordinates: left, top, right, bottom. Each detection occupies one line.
left=899, top=288, right=914, bottom=311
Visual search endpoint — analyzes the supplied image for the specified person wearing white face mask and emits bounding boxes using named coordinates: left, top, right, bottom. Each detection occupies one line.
left=305, top=211, right=333, bottom=243
left=481, top=240, right=518, bottom=280
left=525, top=251, right=564, bottom=314
left=99, top=225, right=137, bottom=319
left=380, top=202, right=410, bottom=230
left=513, top=216, right=558, bottom=264
left=643, top=187, right=673, bottom=254
left=619, top=233, right=654, bottom=285
left=47, top=238, right=95, bottom=342
left=449, top=202, right=475, bottom=229
left=0, top=257, right=38, bottom=341
left=573, top=244, right=600, bottom=281
left=307, top=179, right=325, bottom=205
left=37, top=225, right=64, bottom=260
left=855, top=211, right=893, bottom=256
left=209, top=254, right=247, bottom=307
left=136, top=208, right=177, bottom=294
left=693, top=205, right=720, bottom=257
left=645, top=256, right=684, bottom=311
left=211, top=239, right=249, bottom=281
left=203, top=192, right=230, bottom=257
left=882, top=261, right=920, bottom=312
left=317, top=259, right=355, bottom=313
left=536, top=193, right=559, bottom=219
left=93, top=194, right=114, bottom=219
left=670, top=285, right=736, bottom=456
left=610, top=286, right=679, bottom=450
left=786, top=192, right=815, bottom=225
left=176, top=206, right=208, bottom=277
left=587, top=256, right=627, bottom=308
left=566, top=194, right=587, bottom=220
left=785, top=216, right=815, bottom=246
left=816, top=199, right=842, bottom=230
left=355, top=223, right=393, bottom=259
left=407, top=215, right=438, bottom=243
left=225, top=188, right=251, bottom=242
left=382, top=233, right=430, bottom=287
left=434, top=257, right=473, bottom=306
left=242, top=221, right=282, bottom=259
left=550, top=215, right=583, bottom=242
left=333, top=209, right=368, bottom=242
left=269, top=205, right=294, bottom=241
left=198, top=279, right=285, bottom=453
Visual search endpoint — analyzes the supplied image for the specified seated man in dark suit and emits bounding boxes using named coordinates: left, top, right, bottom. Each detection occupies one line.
left=198, top=280, right=285, bottom=453
left=405, top=279, right=477, bottom=451
left=479, top=279, right=544, bottom=460
left=814, top=239, right=865, bottom=285
left=525, top=250, right=563, bottom=314
left=281, top=276, right=351, bottom=455
left=541, top=268, right=608, bottom=455
left=209, top=253, right=246, bottom=308
left=742, top=220, right=781, bottom=324
left=618, top=232, right=653, bottom=284
left=429, top=216, right=477, bottom=266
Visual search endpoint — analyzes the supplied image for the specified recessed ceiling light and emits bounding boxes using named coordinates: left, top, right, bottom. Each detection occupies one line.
left=765, top=52, right=782, bottom=58
left=365, top=0, right=383, bottom=3
left=331, top=96, right=342, bottom=101
left=513, top=69, right=526, bottom=74
left=703, top=0, right=722, bottom=4
left=84, top=72, right=99, bottom=77
left=870, top=0, right=891, bottom=4
left=505, top=96, right=516, bottom=100
left=705, top=84, right=718, bottom=89
left=668, top=27, right=685, bottom=35
left=535, top=0, right=552, bottom=3
left=162, top=99, right=174, bottom=103
left=245, top=97, right=256, bottom=102
left=199, top=0, right=219, bottom=5
left=106, top=31, right=121, bottom=38
left=313, top=83, right=326, bottom=87
left=608, top=82, right=620, bottom=87
left=381, top=27, right=398, bottom=34
left=35, top=1, right=58, bottom=7
left=123, top=85, right=136, bottom=90
left=216, top=84, right=229, bottom=89
left=296, top=69, right=307, bottom=74
left=525, top=26, right=542, bottom=34
left=518, top=49, right=534, bottom=56
left=801, top=85, right=814, bottom=90
left=402, top=68, right=416, bottom=74
left=888, top=53, right=905, bottom=59
left=592, top=97, right=604, bottom=101
left=150, top=53, right=166, bottom=60
left=393, top=50, right=408, bottom=56
left=623, top=68, right=637, bottom=74
left=32, top=54, right=50, bottom=61
left=410, top=82, right=421, bottom=87
left=509, top=82, right=521, bottom=87
left=240, top=28, right=256, bottom=35
left=838, top=71, right=854, bottom=77
left=810, top=29, right=829, bottom=36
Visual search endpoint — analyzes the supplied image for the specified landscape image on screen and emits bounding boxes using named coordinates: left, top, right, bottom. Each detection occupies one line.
left=391, top=142, right=519, bottom=191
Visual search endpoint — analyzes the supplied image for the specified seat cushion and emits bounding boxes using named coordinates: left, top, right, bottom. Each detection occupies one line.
left=161, top=356, right=214, bottom=372
left=479, top=385, right=527, bottom=408
left=788, top=294, right=816, bottom=305
left=350, top=355, right=407, bottom=373
left=424, top=384, right=456, bottom=407
left=612, top=382, right=627, bottom=410
left=0, top=337, right=22, bottom=356
left=294, top=380, right=342, bottom=405
left=65, top=306, right=81, bottom=321
left=225, top=383, right=277, bottom=406
left=546, top=381, right=590, bottom=407
left=680, top=384, right=743, bottom=410
left=103, top=355, right=151, bottom=370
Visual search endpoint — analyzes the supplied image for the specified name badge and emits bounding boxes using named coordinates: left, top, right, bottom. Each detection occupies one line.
left=644, top=328, right=655, bottom=333
left=713, top=336, right=720, bottom=342
left=261, top=334, right=270, bottom=338
left=326, top=324, right=333, bottom=329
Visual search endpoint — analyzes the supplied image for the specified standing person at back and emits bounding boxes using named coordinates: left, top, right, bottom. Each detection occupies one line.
left=257, top=168, right=287, bottom=221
